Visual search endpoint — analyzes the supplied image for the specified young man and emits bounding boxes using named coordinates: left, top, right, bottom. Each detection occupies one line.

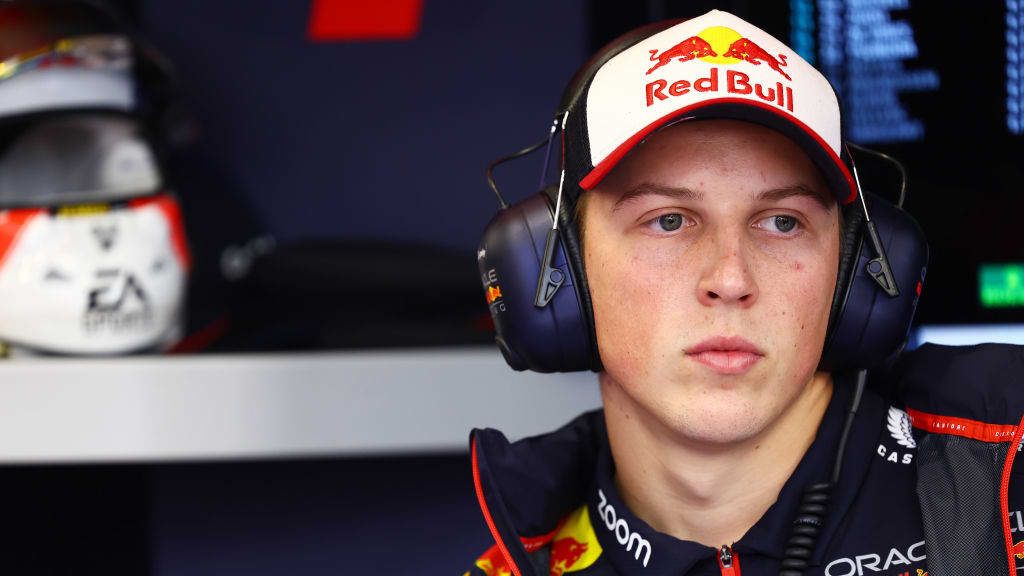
left=470, top=10, right=1024, bottom=576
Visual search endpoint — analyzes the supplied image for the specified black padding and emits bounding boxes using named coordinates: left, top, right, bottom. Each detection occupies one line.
left=824, top=201, right=866, bottom=353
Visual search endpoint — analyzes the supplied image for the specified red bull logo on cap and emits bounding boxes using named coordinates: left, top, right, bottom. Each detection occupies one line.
left=644, top=26, right=794, bottom=112
left=647, top=26, right=791, bottom=79
left=721, top=37, right=791, bottom=80
left=646, top=36, right=717, bottom=75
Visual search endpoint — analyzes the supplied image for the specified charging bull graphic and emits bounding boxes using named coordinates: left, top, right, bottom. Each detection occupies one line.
left=721, top=37, right=791, bottom=80
left=471, top=555, right=511, bottom=576
left=644, top=27, right=792, bottom=82
left=550, top=537, right=589, bottom=576
left=647, top=36, right=716, bottom=75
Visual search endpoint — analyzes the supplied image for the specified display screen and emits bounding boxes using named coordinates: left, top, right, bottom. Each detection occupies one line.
left=980, top=263, right=1024, bottom=308
left=784, top=0, right=1024, bottom=325
left=1009, top=0, right=1023, bottom=134
left=791, top=0, right=940, bottom=143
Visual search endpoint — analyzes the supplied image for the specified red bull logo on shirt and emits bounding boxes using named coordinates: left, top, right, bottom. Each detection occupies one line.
left=549, top=505, right=603, bottom=575
left=549, top=537, right=588, bottom=576
left=644, top=26, right=794, bottom=112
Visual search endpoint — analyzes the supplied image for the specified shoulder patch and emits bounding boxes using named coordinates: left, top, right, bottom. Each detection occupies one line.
left=550, top=505, right=602, bottom=575
left=888, top=407, right=917, bottom=449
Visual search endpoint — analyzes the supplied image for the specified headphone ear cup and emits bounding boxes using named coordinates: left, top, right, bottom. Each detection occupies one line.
left=820, top=192, right=929, bottom=371
left=476, top=187, right=597, bottom=372
left=542, top=186, right=602, bottom=372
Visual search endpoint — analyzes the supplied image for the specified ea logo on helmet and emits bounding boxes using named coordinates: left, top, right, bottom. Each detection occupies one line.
left=84, top=270, right=153, bottom=333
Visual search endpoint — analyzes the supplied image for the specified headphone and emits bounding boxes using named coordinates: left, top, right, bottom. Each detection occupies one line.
left=478, top=24, right=929, bottom=375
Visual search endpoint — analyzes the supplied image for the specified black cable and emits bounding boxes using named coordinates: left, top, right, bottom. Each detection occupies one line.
left=486, top=137, right=548, bottom=210
left=779, top=481, right=832, bottom=576
left=778, top=369, right=867, bottom=576
left=846, top=142, right=908, bottom=209
left=830, top=370, right=867, bottom=483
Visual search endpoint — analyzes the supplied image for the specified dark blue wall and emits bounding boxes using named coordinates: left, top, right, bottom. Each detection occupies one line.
left=141, top=0, right=589, bottom=251
left=151, top=455, right=491, bottom=576
left=0, top=456, right=495, bottom=575
left=132, top=2, right=590, bottom=574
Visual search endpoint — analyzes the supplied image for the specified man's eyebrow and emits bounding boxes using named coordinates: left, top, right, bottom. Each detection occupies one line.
left=611, top=183, right=703, bottom=212
left=756, top=185, right=834, bottom=211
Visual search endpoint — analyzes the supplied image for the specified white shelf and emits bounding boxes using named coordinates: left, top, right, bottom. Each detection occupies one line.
left=0, top=348, right=602, bottom=463
left=913, top=324, right=1024, bottom=347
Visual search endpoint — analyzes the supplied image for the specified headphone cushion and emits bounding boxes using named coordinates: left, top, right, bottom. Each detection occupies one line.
left=477, top=190, right=596, bottom=372
left=541, top=186, right=602, bottom=371
left=826, top=201, right=867, bottom=342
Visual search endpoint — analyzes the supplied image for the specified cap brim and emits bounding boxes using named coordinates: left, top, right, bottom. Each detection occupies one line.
left=577, top=98, right=857, bottom=205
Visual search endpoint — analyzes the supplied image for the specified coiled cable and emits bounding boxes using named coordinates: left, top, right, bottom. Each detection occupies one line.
left=778, top=369, right=867, bottom=576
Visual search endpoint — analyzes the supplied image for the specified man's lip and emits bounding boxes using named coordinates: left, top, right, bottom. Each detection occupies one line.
left=685, top=336, right=764, bottom=356
left=685, top=337, right=764, bottom=375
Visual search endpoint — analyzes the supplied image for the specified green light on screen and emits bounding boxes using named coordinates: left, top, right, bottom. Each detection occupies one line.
left=980, top=263, right=1024, bottom=308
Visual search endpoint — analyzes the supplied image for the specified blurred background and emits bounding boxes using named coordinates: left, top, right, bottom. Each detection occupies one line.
left=0, top=0, right=1020, bottom=574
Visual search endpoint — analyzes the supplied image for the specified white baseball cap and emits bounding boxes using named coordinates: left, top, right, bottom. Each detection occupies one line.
left=562, top=9, right=857, bottom=205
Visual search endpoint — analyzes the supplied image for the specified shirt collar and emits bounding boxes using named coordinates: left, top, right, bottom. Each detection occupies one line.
left=590, top=441, right=716, bottom=576
left=589, top=372, right=883, bottom=571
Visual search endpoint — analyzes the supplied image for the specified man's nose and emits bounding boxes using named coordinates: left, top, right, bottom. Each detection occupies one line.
left=695, top=227, right=758, bottom=307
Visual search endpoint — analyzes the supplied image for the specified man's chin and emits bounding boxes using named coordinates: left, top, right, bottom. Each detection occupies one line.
left=647, top=393, right=772, bottom=447
left=655, top=372, right=830, bottom=447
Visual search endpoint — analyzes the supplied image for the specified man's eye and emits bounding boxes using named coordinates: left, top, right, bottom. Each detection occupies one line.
left=657, top=213, right=684, bottom=231
left=773, top=215, right=797, bottom=233
left=755, top=215, right=801, bottom=234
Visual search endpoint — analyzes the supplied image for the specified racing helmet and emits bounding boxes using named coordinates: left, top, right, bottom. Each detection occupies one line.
left=0, top=2, right=189, bottom=355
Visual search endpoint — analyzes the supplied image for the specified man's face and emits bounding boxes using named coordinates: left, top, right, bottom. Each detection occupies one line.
left=583, top=119, right=840, bottom=444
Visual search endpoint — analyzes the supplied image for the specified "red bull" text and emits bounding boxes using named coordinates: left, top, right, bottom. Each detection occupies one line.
left=645, top=68, right=794, bottom=112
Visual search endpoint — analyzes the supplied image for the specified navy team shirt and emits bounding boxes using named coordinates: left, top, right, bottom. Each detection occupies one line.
left=465, top=344, right=1024, bottom=576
